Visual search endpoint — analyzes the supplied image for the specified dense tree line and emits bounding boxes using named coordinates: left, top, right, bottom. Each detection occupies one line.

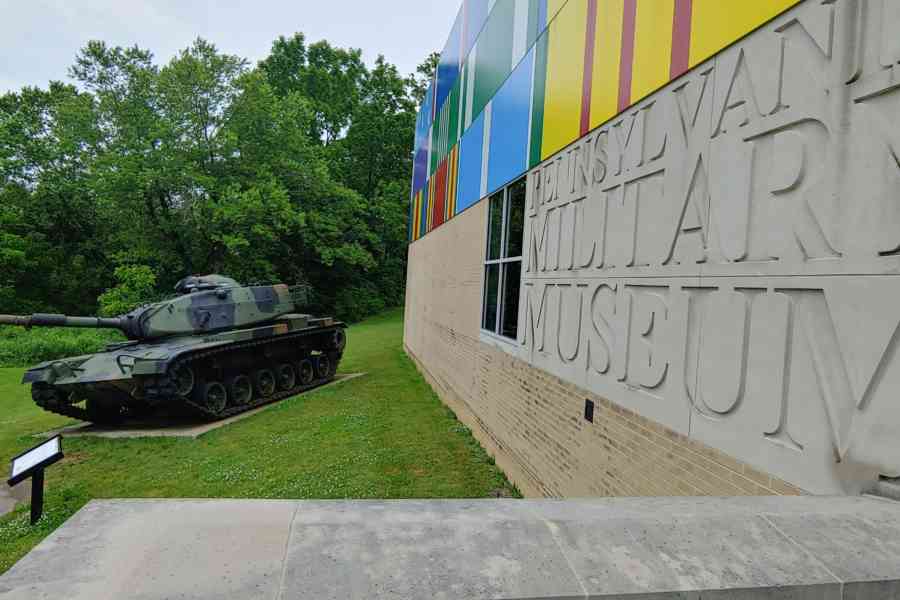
left=0, top=36, right=438, bottom=322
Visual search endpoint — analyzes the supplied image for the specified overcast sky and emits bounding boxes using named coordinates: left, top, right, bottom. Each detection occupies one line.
left=0, top=0, right=460, bottom=94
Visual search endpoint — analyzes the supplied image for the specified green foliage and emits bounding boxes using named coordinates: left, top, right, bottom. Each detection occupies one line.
left=259, top=34, right=367, bottom=144
left=97, top=265, right=158, bottom=317
left=0, top=326, right=122, bottom=367
left=333, top=283, right=387, bottom=323
left=0, top=310, right=519, bottom=573
left=408, top=52, right=439, bottom=105
left=0, top=36, right=437, bottom=322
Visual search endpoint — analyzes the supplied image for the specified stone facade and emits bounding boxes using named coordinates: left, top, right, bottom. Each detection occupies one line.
left=404, top=203, right=804, bottom=498
left=406, top=0, right=900, bottom=497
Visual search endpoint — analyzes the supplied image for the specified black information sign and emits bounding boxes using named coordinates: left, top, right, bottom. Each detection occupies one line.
left=8, top=435, right=64, bottom=524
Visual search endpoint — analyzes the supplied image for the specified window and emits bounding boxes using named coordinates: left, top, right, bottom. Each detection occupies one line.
left=482, top=176, right=525, bottom=339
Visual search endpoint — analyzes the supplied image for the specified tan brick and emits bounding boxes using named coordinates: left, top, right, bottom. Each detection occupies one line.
left=404, top=210, right=808, bottom=498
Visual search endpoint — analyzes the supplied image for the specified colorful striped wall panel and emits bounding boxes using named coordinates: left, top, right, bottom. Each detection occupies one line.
left=409, top=0, right=801, bottom=242
left=488, top=46, right=533, bottom=192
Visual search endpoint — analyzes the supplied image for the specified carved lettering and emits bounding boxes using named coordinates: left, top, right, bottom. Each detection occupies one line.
left=509, top=0, right=900, bottom=493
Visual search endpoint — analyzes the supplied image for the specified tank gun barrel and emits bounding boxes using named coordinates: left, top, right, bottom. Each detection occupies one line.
left=0, top=313, right=124, bottom=330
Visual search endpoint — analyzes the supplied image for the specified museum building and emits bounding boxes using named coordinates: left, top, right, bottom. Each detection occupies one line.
left=404, top=0, right=900, bottom=497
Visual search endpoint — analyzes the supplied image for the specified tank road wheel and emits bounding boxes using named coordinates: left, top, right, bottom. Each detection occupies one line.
left=171, top=364, right=196, bottom=397
left=297, top=359, right=315, bottom=386
left=227, top=374, right=253, bottom=406
left=254, top=369, right=277, bottom=398
left=315, top=354, right=331, bottom=380
left=276, top=363, right=296, bottom=391
left=202, top=381, right=228, bottom=415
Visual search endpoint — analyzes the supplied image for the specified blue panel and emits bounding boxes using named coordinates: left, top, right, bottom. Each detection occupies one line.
left=456, top=110, right=486, bottom=214
left=436, top=11, right=463, bottom=111
left=413, top=147, right=428, bottom=193
left=415, top=84, right=434, bottom=154
left=538, top=0, right=548, bottom=32
left=464, top=0, right=489, bottom=58
left=487, top=48, right=534, bottom=193
left=422, top=84, right=434, bottom=128
left=414, top=109, right=426, bottom=153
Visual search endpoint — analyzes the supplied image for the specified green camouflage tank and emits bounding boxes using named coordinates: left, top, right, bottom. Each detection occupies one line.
left=0, top=275, right=347, bottom=423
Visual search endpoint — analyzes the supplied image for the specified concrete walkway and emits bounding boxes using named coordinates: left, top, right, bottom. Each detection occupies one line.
left=2, top=496, right=900, bottom=599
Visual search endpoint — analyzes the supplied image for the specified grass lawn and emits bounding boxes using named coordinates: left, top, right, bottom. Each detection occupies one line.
left=0, top=308, right=517, bottom=573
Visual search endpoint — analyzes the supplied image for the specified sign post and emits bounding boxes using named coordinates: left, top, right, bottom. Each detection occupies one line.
left=7, top=436, right=63, bottom=525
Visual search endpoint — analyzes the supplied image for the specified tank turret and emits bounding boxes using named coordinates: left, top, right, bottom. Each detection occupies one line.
left=5, top=274, right=347, bottom=424
left=0, top=275, right=300, bottom=341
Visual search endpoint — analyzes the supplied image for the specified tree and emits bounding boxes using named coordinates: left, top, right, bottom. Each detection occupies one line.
left=259, top=35, right=366, bottom=145
left=408, top=52, right=439, bottom=105
left=0, top=34, right=432, bottom=322
left=334, top=56, right=416, bottom=202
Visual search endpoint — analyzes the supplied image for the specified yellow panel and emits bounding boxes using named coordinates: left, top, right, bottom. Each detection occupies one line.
left=631, top=0, right=674, bottom=104
left=547, top=0, right=569, bottom=22
left=590, top=0, right=624, bottom=129
left=689, top=0, right=799, bottom=67
left=542, top=0, right=587, bottom=159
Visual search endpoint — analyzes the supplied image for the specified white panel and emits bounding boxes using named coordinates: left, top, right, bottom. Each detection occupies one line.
left=511, top=0, right=530, bottom=66
left=464, top=44, right=477, bottom=129
left=480, top=101, right=492, bottom=198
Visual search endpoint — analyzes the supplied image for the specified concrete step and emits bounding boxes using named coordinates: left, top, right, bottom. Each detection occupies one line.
left=2, top=496, right=900, bottom=599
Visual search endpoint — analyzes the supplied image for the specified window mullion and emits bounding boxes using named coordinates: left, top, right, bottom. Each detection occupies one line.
left=501, top=186, right=509, bottom=258
left=497, top=188, right=509, bottom=334
left=496, top=261, right=504, bottom=334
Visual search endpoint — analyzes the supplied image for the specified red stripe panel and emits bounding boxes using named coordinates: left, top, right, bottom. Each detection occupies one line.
left=580, top=0, right=599, bottom=136
left=434, top=160, right=448, bottom=228
left=618, top=0, right=637, bottom=112
left=670, top=0, right=693, bottom=78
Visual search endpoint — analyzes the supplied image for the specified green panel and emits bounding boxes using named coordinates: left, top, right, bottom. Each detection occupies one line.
left=473, top=0, right=516, bottom=119
left=434, top=106, right=443, bottom=167
left=430, top=125, right=437, bottom=176
left=446, top=80, right=461, bottom=156
left=529, top=32, right=548, bottom=169
left=438, top=101, right=449, bottom=163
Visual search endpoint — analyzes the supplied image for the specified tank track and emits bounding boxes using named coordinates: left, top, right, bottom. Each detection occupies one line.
left=169, top=330, right=341, bottom=420
left=32, top=384, right=94, bottom=422
left=33, top=327, right=344, bottom=423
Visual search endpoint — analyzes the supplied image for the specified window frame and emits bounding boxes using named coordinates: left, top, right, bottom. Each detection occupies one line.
left=481, top=176, right=525, bottom=340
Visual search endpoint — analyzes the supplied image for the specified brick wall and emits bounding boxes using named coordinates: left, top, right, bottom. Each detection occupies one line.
left=404, top=202, right=804, bottom=498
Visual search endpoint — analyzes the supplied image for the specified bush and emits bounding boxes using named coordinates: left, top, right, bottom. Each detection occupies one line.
left=332, top=283, right=387, bottom=323
left=0, top=326, right=123, bottom=367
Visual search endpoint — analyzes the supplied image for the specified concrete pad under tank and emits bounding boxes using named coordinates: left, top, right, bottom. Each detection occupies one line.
left=36, top=372, right=365, bottom=440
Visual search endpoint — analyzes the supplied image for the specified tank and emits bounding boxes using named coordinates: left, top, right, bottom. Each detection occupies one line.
left=0, top=275, right=347, bottom=424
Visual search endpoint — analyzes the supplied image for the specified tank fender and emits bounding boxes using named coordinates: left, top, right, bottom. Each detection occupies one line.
left=21, top=361, right=76, bottom=385
left=131, top=358, right=168, bottom=376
